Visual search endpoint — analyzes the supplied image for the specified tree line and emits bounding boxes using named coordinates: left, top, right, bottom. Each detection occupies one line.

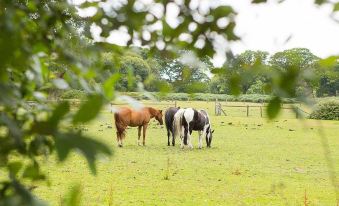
left=71, top=47, right=338, bottom=97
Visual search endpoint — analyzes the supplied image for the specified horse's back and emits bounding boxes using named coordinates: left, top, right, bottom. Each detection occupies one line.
left=114, top=107, right=131, bottom=124
left=199, top=109, right=210, bottom=123
left=165, top=107, right=179, bottom=129
left=183, top=108, right=195, bottom=122
left=115, top=107, right=131, bottom=118
left=115, top=107, right=151, bottom=127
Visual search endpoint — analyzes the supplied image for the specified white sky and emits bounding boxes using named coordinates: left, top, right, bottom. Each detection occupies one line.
left=224, top=0, right=339, bottom=62
left=75, top=0, right=339, bottom=66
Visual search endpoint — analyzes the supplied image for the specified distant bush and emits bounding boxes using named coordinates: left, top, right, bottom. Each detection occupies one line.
left=309, top=101, right=339, bottom=120
left=59, top=90, right=299, bottom=103
left=60, top=89, right=87, bottom=100
left=116, top=92, right=297, bottom=103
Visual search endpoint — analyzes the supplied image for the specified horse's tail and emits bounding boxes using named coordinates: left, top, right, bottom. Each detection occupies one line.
left=183, top=111, right=190, bottom=145
left=173, top=110, right=183, bottom=141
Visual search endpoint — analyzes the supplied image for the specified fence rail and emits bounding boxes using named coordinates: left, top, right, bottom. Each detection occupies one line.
left=215, top=99, right=310, bottom=118
left=110, top=101, right=177, bottom=113
left=26, top=99, right=177, bottom=113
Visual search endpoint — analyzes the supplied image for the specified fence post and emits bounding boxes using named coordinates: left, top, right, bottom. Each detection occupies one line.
left=215, top=99, right=218, bottom=116
left=260, top=106, right=262, bottom=118
left=246, top=105, right=249, bottom=117
left=174, top=101, right=177, bottom=108
left=110, top=102, right=113, bottom=113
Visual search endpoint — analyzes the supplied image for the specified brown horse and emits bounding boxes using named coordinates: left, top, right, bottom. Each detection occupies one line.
left=114, top=107, right=163, bottom=147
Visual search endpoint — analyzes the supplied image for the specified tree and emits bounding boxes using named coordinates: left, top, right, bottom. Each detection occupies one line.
left=270, top=48, right=320, bottom=97
left=118, top=54, right=151, bottom=91
left=233, top=50, right=270, bottom=93
left=316, top=63, right=339, bottom=96
left=157, top=57, right=211, bottom=93
left=209, top=76, right=230, bottom=94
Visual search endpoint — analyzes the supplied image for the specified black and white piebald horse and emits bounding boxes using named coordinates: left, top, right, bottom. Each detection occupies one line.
left=164, top=107, right=181, bottom=146
left=173, top=108, right=214, bottom=149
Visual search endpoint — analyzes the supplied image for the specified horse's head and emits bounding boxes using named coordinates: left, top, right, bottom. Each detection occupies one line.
left=206, top=125, right=214, bottom=148
left=154, top=109, right=163, bottom=125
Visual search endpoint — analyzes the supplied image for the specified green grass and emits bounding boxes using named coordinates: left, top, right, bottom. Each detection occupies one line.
left=34, top=101, right=339, bottom=205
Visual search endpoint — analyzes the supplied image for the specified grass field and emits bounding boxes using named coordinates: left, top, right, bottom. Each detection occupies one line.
left=34, top=101, right=339, bottom=205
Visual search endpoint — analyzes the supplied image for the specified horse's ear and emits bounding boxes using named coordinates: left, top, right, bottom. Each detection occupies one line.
left=212, top=129, right=215, bottom=133
left=159, top=110, right=162, bottom=114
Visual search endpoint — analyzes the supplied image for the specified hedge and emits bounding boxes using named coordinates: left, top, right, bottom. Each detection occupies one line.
left=309, top=101, right=339, bottom=120
left=60, top=90, right=299, bottom=103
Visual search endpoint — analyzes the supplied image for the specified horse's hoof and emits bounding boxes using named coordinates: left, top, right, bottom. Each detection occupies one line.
left=118, top=144, right=123, bottom=148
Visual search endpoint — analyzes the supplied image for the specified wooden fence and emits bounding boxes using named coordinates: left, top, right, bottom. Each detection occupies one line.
left=214, top=99, right=310, bottom=118
left=109, top=101, right=177, bottom=113
left=27, top=100, right=177, bottom=113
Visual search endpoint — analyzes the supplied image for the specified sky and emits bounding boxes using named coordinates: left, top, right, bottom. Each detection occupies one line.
left=224, top=0, right=339, bottom=61
left=75, top=0, right=339, bottom=66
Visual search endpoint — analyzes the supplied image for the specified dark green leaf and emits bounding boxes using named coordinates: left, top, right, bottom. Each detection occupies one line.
left=103, top=74, right=120, bottom=100
left=55, top=132, right=112, bottom=174
left=252, top=0, right=267, bottom=3
left=267, top=96, right=281, bottom=119
left=63, top=184, right=82, bottom=206
left=73, top=95, right=104, bottom=124
left=334, top=3, right=339, bottom=12
left=8, top=161, right=23, bottom=176
left=315, top=0, right=327, bottom=5
left=212, top=6, right=234, bottom=18
left=31, top=102, right=70, bottom=135
left=23, top=164, right=45, bottom=181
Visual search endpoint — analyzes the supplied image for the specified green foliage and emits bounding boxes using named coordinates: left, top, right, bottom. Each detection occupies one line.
left=73, top=95, right=104, bottom=124
left=118, top=55, right=151, bottom=91
left=62, top=185, right=82, bottom=206
left=246, top=80, right=265, bottom=94
left=154, top=54, right=212, bottom=93
left=309, top=101, right=339, bottom=120
left=60, top=89, right=87, bottom=100
left=267, top=96, right=282, bottom=119
left=55, top=132, right=111, bottom=174
left=113, top=92, right=297, bottom=103
left=1, top=0, right=339, bottom=205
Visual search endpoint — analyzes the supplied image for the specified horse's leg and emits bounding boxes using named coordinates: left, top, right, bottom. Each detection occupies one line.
left=142, top=124, right=148, bottom=146
left=198, top=130, right=202, bottom=149
left=167, top=128, right=170, bottom=146
left=188, top=128, right=193, bottom=149
left=120, top=125, right=128, bottom=147
left=181, top=125, right=188, bottom=149
left=171, top=128, right=175, bottom=146
left=116, top=131, right=121, bottom=147
left=138, top=126, right=142, bottom=146
left=117, top=130, right=124, bottom=147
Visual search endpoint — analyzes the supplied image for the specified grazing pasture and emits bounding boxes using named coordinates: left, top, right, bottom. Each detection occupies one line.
left=34, top=101, right=339, bottom=205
